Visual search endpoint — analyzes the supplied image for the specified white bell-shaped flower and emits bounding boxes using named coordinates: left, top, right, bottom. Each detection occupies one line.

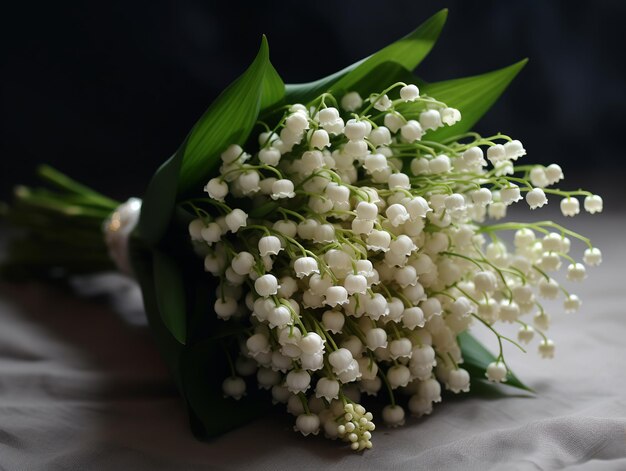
left=485, top=361, right=508, bottom=382
left=325, top=286, right=349, bottom=307
left=341, top=92, right=363, bottom=112
left=286, top=369, right=311, bottom=394
left=382, top=405, right=405, bottom=427
left=419, top=110, right=442, bottom=131
left=400, top=120, right=423, bottom=142
left=294, top=257, right=319, bottom=278
left=583, top=247, right=602, bottom=266
left=445, top=368, right=470, bottom=393
left=526, top=188, right=548, bottom=209
left=222, top=376, right=246, bottom=400
left=258, top=236, right=282, bottom=257
left=400, top=84, right=420, bottom=101
left=584, top=195, right=603, bottom=214
left=254, top=274, right=279, bottom=297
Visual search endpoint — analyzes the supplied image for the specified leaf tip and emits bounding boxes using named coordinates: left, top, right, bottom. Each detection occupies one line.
left=260, top=34, right=269, bottom=52
left=513, top=57, right=530, bottom=72
left=255, top=34, right=270, bottom=63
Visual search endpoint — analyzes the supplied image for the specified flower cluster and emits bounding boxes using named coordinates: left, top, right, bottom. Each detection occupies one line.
left=186, top=83, right=601, bottom=450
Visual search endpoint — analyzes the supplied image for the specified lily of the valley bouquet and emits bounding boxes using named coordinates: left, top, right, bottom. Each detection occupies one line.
left=3, top=10, right=603, bottom=451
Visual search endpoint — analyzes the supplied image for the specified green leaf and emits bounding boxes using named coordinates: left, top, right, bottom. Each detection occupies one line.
left=330, top=9, right=447, bottom=94
left=129, top=238, right=184, bottom=386
left=342, top=61, right=416, bottom=100
left=137, top=36, right=274, bottom=246
left=180, top=338, right=270, bottom=438
left=153, top=250, right=187, bottom=344
left=458, top=331, right=533, bottom=392
left=135, top=152, right=182, bottom=246
left=412, top=59, right=528, bottom=142
left=260, top=61, right=285, bottom=111
left=284, top=9, right=447, bottom=104
left=284, top=60, right=366, bottom=104
left=179, top=35, right=272, bottom=193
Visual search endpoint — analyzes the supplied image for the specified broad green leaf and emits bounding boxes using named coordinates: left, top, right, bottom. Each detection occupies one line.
left=179, top=35, right=271, bottom=193
left=180, top=273, right=269, bottom=438
left=181, top=338, right=270, bottom=438
left=330, top=9, right=447, bottom=94
left=135, top=152, right=181, bottom=246
left=343, top=61, right=416, bottom=99
left=410, top=59, right=528, bottom=142
left=284, top=9, right=447, bottom=104
left=284, top=59, right=366, bottom=104
left=137, top=36, right=272, bottom=245
left=260, top=62, right=285, bottom=111
left=129, top=237, right=184, bottom=387
left=458, top=331, right=533, bottom=392
left=153, top=249, right=187, bottom=344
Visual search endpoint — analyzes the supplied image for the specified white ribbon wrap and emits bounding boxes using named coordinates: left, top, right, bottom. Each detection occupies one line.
left=103, top=198, right=142, bottom=276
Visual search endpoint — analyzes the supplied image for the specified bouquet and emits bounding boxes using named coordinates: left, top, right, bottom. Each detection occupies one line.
left=2, top=10, right=603, bottom=451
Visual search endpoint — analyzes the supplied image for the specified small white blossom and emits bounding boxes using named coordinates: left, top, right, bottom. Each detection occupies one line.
left=310, top=129, right=330, bottom=149
left=255, top=274, right=280, bottom=297
left=382, top=405, right=405, bottom=427
left=504, top=139, right=526, bottom=160
left=372, top=93, right=392, bottom=111
left=564, top=294, right=582, bottom=313
left=225, top=208, right=248, bottom=232
left=560, top=197, right=580, bottom=216
left=325, top=286, right=349, bottom=307
left=294, top=257, right=319, bottom=278
left=487, top=144, right=506, bottom=164
left=538, top=339, right=555, bottom=358
left=545, top=164, right=564, bottom=185
left=584, top=195, right=603, bottom=214
left=222, top=376, right=246, bottom=400
left=286, top=370, right=311, bottom=394
left=446, top=368, right=470, bottom=393
left=583, top=247, right=602, bottom=266
left=258, top=236, right=282, bottom=257
left=440, top=107, right=461, bottom=126
left=400, top=84, right=420, bottom=101
left=419, top=110, right=442, bottom=131
left=204, top=178, right=229, bottom=201
left=400, top=120, right=423, bottom=142
left=271, top=179, right=296, bottom=200
left=485, top=361, right=508, bottom=383
left=501, top=185, right=522, bottom=204
left=341, top=92, right=363, bottom=112
left=567, top=263, right=587, bottom=282
left=526, top=188, right=548, bottom=209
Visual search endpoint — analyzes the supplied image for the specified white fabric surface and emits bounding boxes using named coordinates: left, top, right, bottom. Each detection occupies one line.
left=1, top=214, right=626, bottom=470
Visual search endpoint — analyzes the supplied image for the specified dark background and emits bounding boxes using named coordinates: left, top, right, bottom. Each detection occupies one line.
left=2, top=0, right=625, bottom=204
